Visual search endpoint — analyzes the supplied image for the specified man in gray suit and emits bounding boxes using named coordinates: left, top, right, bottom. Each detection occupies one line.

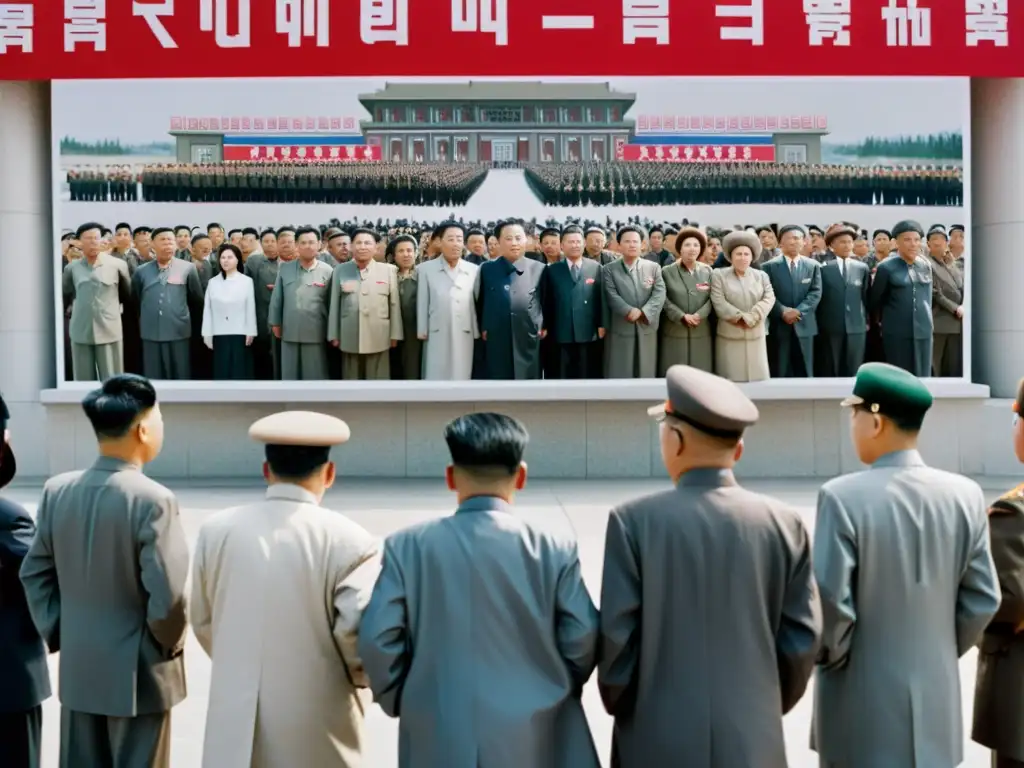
left=63, top=222, right=132, bottom=381
left=599, top=365, right=821, bottom=767
left=602, top=225, right=666, bottom=379
left=132, top=227, right=204, bottom=380
left=359, top=412, right=601, bottom=768
left=20, top=375, right=190, bottom=768
left=762, top=224, right=822, bottom=378
left=812, top=363, right=1000, bottom=767
left=815, top=224, right=870, bottom=377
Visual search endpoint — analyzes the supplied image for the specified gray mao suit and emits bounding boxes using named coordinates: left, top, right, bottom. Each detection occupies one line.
left=602, top=257, right=666, bottom=378
left=131, top=258, right=204, bottom=380
left=19, top=457, right=190, bottom=768
left=358, top=495, right=601, bottom=768
left=268, top=258, right=335, bottom=380
left=599, top=469, right=822, bottom=767
left=812, top=450, right=1000, bottom=767
left=868, top=255, right=934, bottom=377
left=62, top=254, right=132, bottom=381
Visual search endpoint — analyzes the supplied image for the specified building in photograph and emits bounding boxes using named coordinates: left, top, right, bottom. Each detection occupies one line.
left=357, top=81, right=638, bottom=163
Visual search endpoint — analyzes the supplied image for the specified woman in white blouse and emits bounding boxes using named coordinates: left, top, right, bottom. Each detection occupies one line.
left=709, top=231, right=776, bottom=382
left=202, top=243, right=257, bottom=380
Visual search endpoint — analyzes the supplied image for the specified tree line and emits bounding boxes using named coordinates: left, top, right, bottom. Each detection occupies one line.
left=831, top=132, right=962, bottom=160
left=60, top=137, right=173, bottom=155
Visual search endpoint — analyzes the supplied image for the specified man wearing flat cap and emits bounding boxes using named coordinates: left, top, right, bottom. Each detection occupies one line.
left=812, top=363, right=999, bottom=767
left=360, top=412, right=601, bottom=768
left=762, top=224, right=822, bottom=378
left=599, top=365, right=821, bottom=767
left=816, top=223, right=870, bottom=377
left=602, top=224, right=666, bottom=378
left=868, top=220, right=935, bottom=377
left=190, top=411, right=380, bottom=768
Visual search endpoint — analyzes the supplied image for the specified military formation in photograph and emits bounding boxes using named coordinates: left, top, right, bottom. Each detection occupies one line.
left=58, top=213, right=967, bottom=386
left=64, top=160, right=962, bottom=207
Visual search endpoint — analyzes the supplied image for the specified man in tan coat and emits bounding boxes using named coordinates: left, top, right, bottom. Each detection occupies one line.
left=327, top=227, right=403, bottom=380
left=189, top=411, right=380, bottom=768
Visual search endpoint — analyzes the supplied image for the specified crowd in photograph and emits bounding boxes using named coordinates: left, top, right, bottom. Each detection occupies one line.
left=63, top=161, right=964, bottom=207
left=59, top=214, right=967, bottom=384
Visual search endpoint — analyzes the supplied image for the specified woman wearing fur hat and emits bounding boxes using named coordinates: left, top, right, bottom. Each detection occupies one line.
left=658, top=228, right=714, bottom=375
left=709, top=231, right=775, bottom=382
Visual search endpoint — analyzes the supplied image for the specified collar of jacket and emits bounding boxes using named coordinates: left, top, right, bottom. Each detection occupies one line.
left=455, top=495, right=513, bottom=515
left=676, top=467, right=738, bottom=489
left=871, top=449, right=926, bottom=469
left=91, top=455, right=141, bottom=473
left=266, top=483, right=319, bottom=505
left=499, top=256, right=523, bottom=276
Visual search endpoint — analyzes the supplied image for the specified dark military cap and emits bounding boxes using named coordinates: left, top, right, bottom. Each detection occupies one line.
left=926, top=224, right=948, bottom=240
left=841, top=362, right=933, bottom=421
left=778, top=224, right=806, bottom=239
left=950, top=224, right=965, bottom=234
left=807, top=225, right=824, bottom=237
left=854, top=231, right=868, bottom=241
left=892, top=220, right=925, bottom=238
left=648, top=365, right=759, bottom=440
left=323, top=227, right=345, bottom=241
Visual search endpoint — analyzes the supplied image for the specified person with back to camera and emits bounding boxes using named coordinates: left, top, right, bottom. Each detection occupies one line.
left=190, top=411, right=380, bottom=768
left=972, top=376, right=1024, bottom=768
left=598, top=365, right=822, bottom=767
left=811, top=362, right=1000, bottom=767
left=358, top=412, right=601, bottom=768
left=19, top=374, right=190, bottom=768
left=0, top=394, right=52, bottom=768
left=202, top=242, right=257, bottom=380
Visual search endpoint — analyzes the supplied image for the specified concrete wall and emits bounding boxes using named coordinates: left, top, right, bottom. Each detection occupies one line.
left=773, top=132, right=823, bottom=164
left=1, top=80, right=1021, bottom=482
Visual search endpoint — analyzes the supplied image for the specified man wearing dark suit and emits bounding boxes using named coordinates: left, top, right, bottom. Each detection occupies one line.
left=0, top=405, right=51, bottom=768
left=973, top=379, right=1024, bottom=768
left=599, top=366, right=821, bottom=766
left=541, top=225, right=604, bottom=379
left=20, top=375, right=190, bottom=768
left=868, top=220, right=934, bottom=377
left=475, top=220, right=547, bottom=380
left=360, top=413, right=601, bottom=768
left=816, top=224, right=870, bottom=377
left=762, top=225, right=822, bottom=378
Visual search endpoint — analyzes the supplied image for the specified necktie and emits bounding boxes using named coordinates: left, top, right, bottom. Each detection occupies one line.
left=837, top=258, right=844, bottom=277
left=572, top=263, right=580, bottom=282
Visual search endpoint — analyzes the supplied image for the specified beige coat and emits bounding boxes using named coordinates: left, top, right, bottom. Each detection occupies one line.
left=190, top=484, right=381, bottom=768
left=327, top=259, right=403, bottom=354
left=710, top=267, right=775, bottom=382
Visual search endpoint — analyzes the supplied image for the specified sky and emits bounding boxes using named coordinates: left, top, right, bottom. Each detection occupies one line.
left=53, top=76, right=968, bottom=146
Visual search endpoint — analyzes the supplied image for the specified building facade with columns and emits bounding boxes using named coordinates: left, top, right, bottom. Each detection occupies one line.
left=0, top=80, right=1020, bottom=482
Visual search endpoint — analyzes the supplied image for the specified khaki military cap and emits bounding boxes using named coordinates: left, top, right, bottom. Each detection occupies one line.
left=248, top=411, right=351, bottom=446
left=648, top=365, right=759, bottom=439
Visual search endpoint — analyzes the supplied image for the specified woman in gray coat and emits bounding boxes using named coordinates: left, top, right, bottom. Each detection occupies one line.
left=658, top=227, right=714, bottom=375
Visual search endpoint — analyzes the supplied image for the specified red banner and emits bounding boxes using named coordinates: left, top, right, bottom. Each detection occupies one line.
left=636, top=114, right=827, bottom=132
left=0, top=1, right=1017, bottom=79
left=224, top=145, right=381, bottom=161
left=620, top=144, right=776, bottom=162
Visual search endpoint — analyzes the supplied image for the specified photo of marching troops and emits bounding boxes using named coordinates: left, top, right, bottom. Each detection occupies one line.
left=3, top=360, right=1022, bottom=767
left=65, top=160, right=962, bottom=208
left=58, top=213, right=967, bottom=383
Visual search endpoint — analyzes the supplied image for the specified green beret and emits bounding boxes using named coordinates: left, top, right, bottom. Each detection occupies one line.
left=841, top=363, right=933, bottom=422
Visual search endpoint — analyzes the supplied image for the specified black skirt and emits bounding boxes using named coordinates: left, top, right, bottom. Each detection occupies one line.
left=212, top=335, right=253, bottom=381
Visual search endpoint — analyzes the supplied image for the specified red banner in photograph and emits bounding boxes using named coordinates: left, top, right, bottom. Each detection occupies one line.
left=620, top=144, right=776, bottom=162
left=0, top=1, right=1018, bottom=79
left=223, top=145, right=381, bottom=161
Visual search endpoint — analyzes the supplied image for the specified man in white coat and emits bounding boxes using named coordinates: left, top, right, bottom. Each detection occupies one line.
left=189, top=411, right=381, bottom=768
left=416, top=222, right=479, bottom=380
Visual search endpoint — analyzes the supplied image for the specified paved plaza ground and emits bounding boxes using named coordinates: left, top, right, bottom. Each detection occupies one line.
left=3, top=478, right=1001, bottom=768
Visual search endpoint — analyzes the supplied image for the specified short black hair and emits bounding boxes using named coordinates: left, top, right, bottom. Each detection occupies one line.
left=242, top=227, right=259, bottom=237
left=276, top=226, right=297, bottom=239
left=75, top=222, right=103, bottom=239
left=132, top=226, right=152, bottom=237
left=174, top=225, right=191, bottom=235
left=295, top=226, right=320, bottom=242
left=466, top=228, right=486, bottom=239
left=853, top=404, right=924, bottom=434
left=115, top=222, right=132, bottom=233
left=433, top=221, right=465, bottom=240
left=81, top=374, right=157, bottom=440
left=561, top=225, right=584, bottom=240
left=228, top=229, right=243, bottom=238
left=265, top=444, right=331, bottom=481
left=494, top=219, right=526, bottom=240
left=207, top=222, right=224, bottom=232
left=260, top=228, right=277, bottom=240
left=191, top=233, right=211, bottom=246
left=444, top=413, right=528, bottom=477
left=217, top=243, right=242, bottom=278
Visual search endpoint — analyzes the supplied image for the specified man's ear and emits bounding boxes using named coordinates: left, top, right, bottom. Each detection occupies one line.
left=445, top=465, right=456, bottom=492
